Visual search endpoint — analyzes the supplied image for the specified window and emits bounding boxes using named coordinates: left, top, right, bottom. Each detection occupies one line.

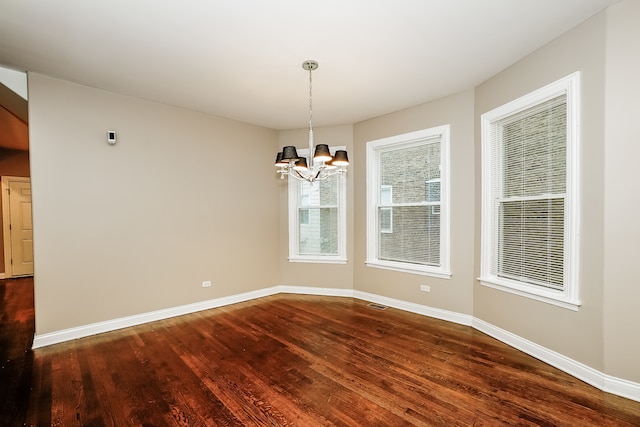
left=366, top=126, right=451, bottom=278
left=380, top=185, right=393, bottom=233
left=299, top=208, right=310, bottom=225
left=426, top=178, right=441, bottom=215
left=299, top=194, right=310, bottom=225
left=480, top=72, right=580, bottom=310
left=288, top=147, right=347, bottom=263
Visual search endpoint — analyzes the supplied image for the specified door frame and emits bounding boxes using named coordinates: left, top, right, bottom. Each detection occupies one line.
left=2, top=176, right=31, bottom=278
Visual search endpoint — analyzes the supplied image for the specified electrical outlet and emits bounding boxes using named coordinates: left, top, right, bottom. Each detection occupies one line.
left=420, top=285, right=430, bottom=292
left=202, top=280, right=212, bottom=288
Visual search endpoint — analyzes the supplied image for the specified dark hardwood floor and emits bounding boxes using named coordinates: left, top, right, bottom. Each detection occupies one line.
left=2, top=278, right=640, bottom=426
left=0, top=277, right=34, bottom=426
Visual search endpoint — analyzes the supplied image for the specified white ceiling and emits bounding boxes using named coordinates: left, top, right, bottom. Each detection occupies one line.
left=0, top=0, right=620, bottom=130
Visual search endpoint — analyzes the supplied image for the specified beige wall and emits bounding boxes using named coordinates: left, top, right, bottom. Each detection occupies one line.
left=603, top=0, right=640, bottom=383
left=353, top=90, right=475, bottom=316
left=277, top=125, right=354, bottom=289
left=29, top=74, right=280, bottom=335
left=473, top=12, right=607, bottom=370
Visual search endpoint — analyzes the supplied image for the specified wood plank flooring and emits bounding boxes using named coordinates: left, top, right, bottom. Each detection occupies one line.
left=0, top=277, right=34, bottom=425
left=2, top=278, right=640, bottom=426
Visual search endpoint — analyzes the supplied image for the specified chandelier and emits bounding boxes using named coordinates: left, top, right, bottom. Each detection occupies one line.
left=275, top=60, right=349, bottom=182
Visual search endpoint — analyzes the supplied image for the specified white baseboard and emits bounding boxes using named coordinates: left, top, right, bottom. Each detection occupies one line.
left=32, top=286, right=282, bottom=348
left=472, top=318, right=640, bottom=402
left=32, top=285, right=640, bottom=403
left=353, top=290, right=474, bottom=326
left=604, top=375, right=640, bottom=403
left=277, top=285, right=355, bottom=298
left=472, top=318, right=605, bottom=388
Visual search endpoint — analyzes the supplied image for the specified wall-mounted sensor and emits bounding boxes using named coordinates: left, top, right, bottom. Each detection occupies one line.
left=107, top=131, right=116, bottom=145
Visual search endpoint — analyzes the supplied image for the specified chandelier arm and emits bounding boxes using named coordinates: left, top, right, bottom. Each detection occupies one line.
left=289, top=168, right=312, bottom=182
left=322, top=168, right=346, bottom=180
left=284, top=164, right=346, bottom=183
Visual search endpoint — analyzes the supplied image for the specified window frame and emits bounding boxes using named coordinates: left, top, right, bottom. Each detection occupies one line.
left=366, top=126, right=451, bottom=278
left=288, top=146, right=347, bottom=264
left=480, top=72, right=581, bottom=310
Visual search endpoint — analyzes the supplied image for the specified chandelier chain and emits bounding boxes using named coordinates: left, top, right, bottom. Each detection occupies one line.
left=308, top=64, right=313, bottom=134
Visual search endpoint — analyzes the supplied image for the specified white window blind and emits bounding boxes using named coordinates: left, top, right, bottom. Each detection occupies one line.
left=378, top=141, right=441, bottom=266
left=491, top=95, right=567, bottom=290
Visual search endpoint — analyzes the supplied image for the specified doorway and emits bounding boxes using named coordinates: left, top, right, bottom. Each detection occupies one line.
left=0, top=73, right=31, bottom=279
left=2, top=176, right=33, bottom=277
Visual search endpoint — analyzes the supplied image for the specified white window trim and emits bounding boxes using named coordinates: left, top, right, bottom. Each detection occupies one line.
left=366, top=126, right=451, bottom=278
left=288, top=146, right=347, bottom=264
left=479, top=72, right=581, bottom=310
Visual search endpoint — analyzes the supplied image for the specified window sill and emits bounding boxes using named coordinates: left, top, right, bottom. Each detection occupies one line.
left=289, top=256, right=347, bottom=264
left=479, top=277, right=581, bottom=311
left=366, top=260, right=451, bottom=279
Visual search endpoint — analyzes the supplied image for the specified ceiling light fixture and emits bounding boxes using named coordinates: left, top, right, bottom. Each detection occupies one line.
left=275, top=60, right=349, bottom=181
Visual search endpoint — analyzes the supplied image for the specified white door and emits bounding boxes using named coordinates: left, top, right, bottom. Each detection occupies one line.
left=4, top=178, right=33, bottom=276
